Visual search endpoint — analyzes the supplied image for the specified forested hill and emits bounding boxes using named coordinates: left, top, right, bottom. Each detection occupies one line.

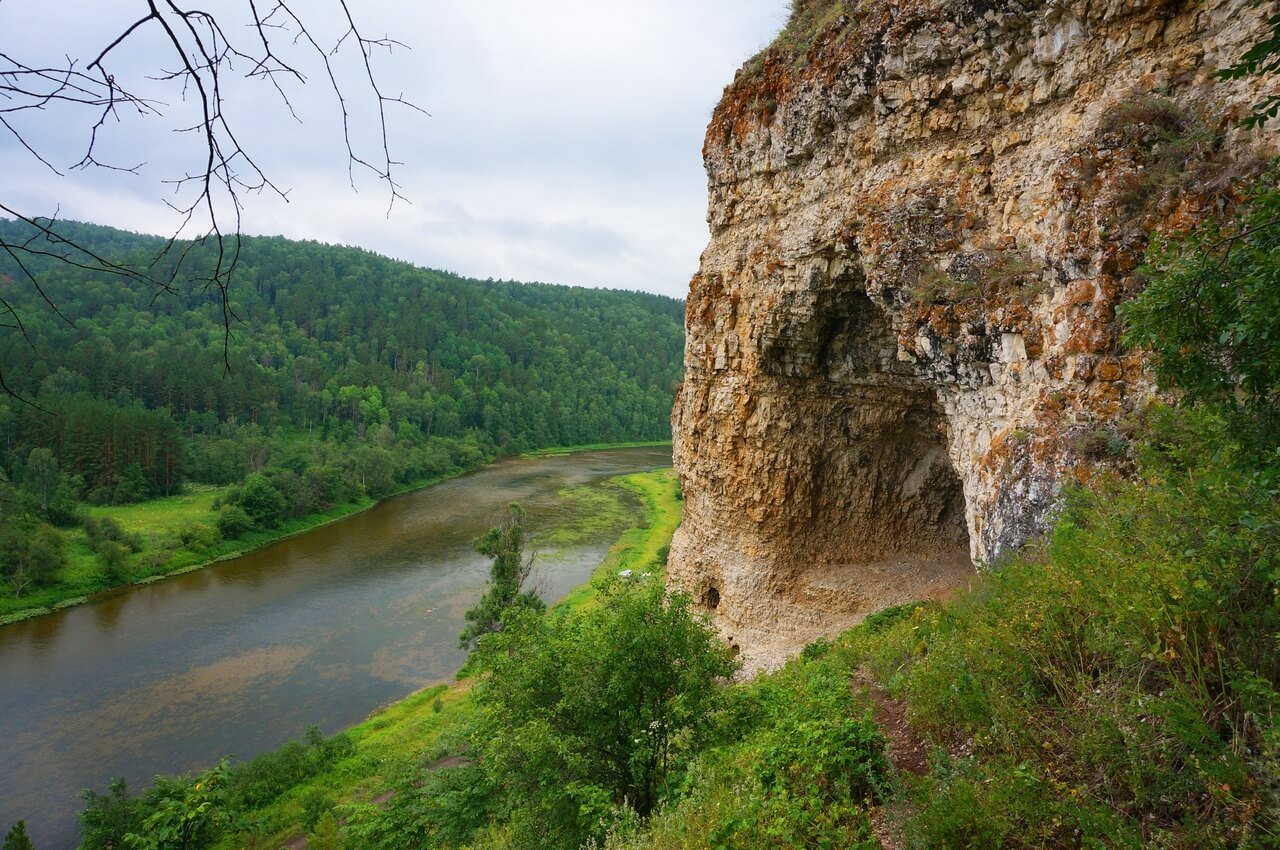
left=0, top=218, right=683, bottom=506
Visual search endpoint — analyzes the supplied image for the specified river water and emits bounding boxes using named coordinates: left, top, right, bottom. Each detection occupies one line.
left=0, top=446, right=671, bottom=849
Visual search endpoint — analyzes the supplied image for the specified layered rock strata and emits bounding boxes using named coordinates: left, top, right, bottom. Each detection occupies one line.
left=671, top=0, right=1278, bottom=671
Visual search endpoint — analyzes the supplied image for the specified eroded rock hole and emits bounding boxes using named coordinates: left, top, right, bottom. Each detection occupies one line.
left=703, top=586, right=721, bottom=610
left=810, top=289, right=972, bottom=565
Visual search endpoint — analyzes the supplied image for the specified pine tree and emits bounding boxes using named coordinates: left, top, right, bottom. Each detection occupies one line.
left=3, top=820, right=35, bottom=850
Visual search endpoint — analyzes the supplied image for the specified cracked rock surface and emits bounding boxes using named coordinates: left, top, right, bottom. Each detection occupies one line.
left=671, top=0, right=1277, bottom=673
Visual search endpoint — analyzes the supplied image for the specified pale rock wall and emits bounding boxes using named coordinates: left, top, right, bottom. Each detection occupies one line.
left=671, top=0, right=1277, bottom=671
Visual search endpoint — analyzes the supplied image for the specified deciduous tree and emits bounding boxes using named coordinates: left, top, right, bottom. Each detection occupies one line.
left=469, top=578, right=738, bottom=847
left=458, top=503, right=544, bottom=650
left=20, top=447, right=57, bottom=514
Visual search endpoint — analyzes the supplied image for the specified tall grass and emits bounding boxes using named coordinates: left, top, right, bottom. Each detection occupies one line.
left=610, top=407, right=1280, bottom=849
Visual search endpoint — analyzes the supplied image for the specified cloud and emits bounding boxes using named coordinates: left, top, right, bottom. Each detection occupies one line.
left=0, top=0, right=787, bottom=298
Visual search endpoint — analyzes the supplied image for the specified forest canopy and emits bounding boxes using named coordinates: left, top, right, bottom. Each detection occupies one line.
left=0, top=218, right=683, bottom=602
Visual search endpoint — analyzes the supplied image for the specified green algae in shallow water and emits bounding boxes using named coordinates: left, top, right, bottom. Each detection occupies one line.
left=533, top=483, right=639, bottom=551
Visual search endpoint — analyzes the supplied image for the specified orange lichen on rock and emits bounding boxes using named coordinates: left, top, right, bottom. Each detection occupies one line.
left=671, top=0, right=1278, bottom=673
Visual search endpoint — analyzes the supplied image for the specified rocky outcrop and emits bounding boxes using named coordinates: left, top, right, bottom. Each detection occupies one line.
left=671, top=0, right=1277, bottom=671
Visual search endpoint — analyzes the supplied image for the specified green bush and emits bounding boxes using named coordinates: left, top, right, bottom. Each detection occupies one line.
left=173, top=519, right=220, bottom=553
left=80, top=778, right=147, bottom=850
left=468, top=578, right=738, bottom=848
left=236, top=473, right=287, bottom=529
left=81, top=727, right=355, bottom=849
left=84, top=515, right=143, bottom=552
left=95, top=539, right=132, bottom=584
left=1121, top=164, right=1280, bottom=448
left=215, top=504, right=253, bottom=540
left=307, top=811, right=346, bottom=850
left=611, top=643, right=887, bottom=850
left=226, top=725, right=355, bottom=811
left=344, top=764, right=494, bottom=850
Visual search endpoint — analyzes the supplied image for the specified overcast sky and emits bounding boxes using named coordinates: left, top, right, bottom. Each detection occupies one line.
left=1, top=1, right=787, bottom=299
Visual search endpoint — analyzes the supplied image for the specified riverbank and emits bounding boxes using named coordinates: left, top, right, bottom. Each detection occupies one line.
left=0, top=443, right=673, bottom=626
left=190, top=467, right=682, bottom=849
left=521, top=439, right=671, bottom=458
left=0, top=464, right=485, bottom=626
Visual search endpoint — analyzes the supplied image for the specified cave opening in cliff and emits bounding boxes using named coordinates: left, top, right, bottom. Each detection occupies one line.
left=676, top=269, right=975, bottom=645
left=810, top=287, right=972, bottom=579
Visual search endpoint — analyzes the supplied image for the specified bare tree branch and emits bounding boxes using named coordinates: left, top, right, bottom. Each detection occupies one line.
left=0, top=0, right=423, bottom=396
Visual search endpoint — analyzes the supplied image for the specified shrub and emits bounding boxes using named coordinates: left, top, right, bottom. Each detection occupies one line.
left=95, top=540, right=132, bottom=584
left=299, top=789, right=333, bottom=832
left=215, top=504, right=254, bottom=540
left=173, top=520, right=219, bottom=553
left=25, top=524, right=66, bottom=589
left=470, top=578, right=738, bottom=848
left=1121, top=164, right=1280, bottom=449
left=237, top=473, right=287, bottom=529
left=226, top=725, right=354, bottom=811
left=344, top=764, right=494, bottom=850
left=80, top=778, right=147, bottom=850
left=84, top=515, right=143, bottom=552
left=308, top=811, right=346, bottom=850
left=614, top=645, right=888, bottom=850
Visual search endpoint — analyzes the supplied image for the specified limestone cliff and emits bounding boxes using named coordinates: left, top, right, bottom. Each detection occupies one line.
left=670, top=0, right=1278, bottom=671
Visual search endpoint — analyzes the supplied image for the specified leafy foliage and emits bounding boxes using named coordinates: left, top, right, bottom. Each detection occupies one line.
left=123, top=759, right=238, bottom=850
left=1217, top=11, right=1280, bottom=129
left=343, top=763, right=496, bottom=850
left=611, top=636, right=888, bottom=850
left=1121, top=166, right=1280, bottom=447
left=458, top=503, right=544, bottom=649
left=307, top=811, right=345, bottom=850
left=79, top=727, right=354, bottom=850
left=0, top=519, right=66, bottom=596
left=467, top=578, right=738, bottom=848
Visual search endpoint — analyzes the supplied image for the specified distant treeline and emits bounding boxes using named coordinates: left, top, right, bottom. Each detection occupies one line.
left=0, top=219, right=682, bottom=501
left=0, top=219, right=683, bottom=601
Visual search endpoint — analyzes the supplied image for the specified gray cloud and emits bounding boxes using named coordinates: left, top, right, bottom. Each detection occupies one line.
left=0, top=0, right=787, bottom=298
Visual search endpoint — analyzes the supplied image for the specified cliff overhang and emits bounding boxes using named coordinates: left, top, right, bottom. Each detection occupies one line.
left=672, top=0, right=1278, bottom=673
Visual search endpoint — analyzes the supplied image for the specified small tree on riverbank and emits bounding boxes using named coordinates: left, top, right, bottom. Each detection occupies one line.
left=458, top=503, right=545, bottom=650
left=3, top=820, right=34, bottom=850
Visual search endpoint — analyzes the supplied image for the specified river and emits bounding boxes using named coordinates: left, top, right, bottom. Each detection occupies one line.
left=0, top=446, right=671, bottom=849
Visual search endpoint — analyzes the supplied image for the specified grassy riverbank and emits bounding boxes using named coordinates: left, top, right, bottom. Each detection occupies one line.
left=175, top=468, right=682, bottom=849
left=0, top=444, right=674, bottom=626
left=558, top=467, right=680, bottom=612
left=0, top=466, right=479, bottom=625
left=521, top=439, right=671, bottom=458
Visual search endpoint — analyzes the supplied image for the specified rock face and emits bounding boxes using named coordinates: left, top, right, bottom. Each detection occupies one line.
left=670, top=0, right=1277, bottom=671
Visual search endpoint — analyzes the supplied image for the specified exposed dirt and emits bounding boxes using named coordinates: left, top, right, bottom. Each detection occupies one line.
left=730, top=550, right=974, bottom=677
left=423, top=753, right=469, bottom=771
left=857, top=672, right=929, bottom=850
left=859, top=675, right=928, bottom=778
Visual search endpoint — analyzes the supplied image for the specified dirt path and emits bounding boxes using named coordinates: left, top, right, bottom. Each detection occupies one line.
left=856, top=672, right=929, bottom=850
